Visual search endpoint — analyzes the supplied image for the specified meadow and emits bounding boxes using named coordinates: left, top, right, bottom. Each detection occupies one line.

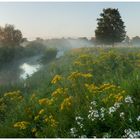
left=0, top=46, right=140, bottom=138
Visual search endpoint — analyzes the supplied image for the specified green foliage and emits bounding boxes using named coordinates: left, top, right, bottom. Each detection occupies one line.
left=41, top=48, right=57, bottom=63
left=24, top=41, right=46, bottom=57
left=0, top=24, right=23, bottom=47
left=0, top=24, right=23, bottom=65
left=0, top=47, right=140, bottom=138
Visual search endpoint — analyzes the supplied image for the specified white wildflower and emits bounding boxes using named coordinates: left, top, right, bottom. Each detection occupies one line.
left=70, top=127, right=77, bottom=137
left=75, top=116, right=84, bottom=129
left=100, top=107, right=106, bottom=120
left=136, top=115, right=140, bottom=121
left=114, top=102, right=122, bottom=108
left=125, top=95, right=133, bottom=104
left=75, top=116, right=83, bottom=121
left=123, top=129, right=140, bottom=138
left=120, top=112, right=125, bottom=119
left=91, top=100, right=97, bottom=106
left=108, top=106, right=117, bottom=114
left=88, top=109, right=99, bottom=121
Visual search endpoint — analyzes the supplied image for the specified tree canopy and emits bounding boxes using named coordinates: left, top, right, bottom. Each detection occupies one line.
left=0, top=24, right=23, bottom=47
left=95, top=8, right=126, bottom=46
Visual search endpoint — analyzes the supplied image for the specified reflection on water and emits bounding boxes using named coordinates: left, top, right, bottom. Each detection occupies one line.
left=20, top=63, right=41, bottom=79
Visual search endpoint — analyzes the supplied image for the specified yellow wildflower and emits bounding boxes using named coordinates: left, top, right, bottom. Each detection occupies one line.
left=82, top=73, right=93, bottom=78
left=52, top=88, right=67, bottom=98
left=114, top=93, right=124, bottom=102
left=74, top=61, right=84, bottom=66
left=4, top=90, right=23, bottom=101
left=51, top=75, right=62, bottom=84
left=38, top=98, right=49, bottom=106
left=34, top=115, right=40, bottom=121
left=79, top=54, right=91, bottom=59
left=68, top=72, right=92, bottom=81
left=99, top=83, right=116, bottom=91
left=13, top=121, right=30, bottom=130
left=38, top=109, right=45, bottom=115
left=30, top=93, right=36, bottom=100
left=60, top=96, right=73, bottom=111
left=85, top=83, right=99, bottom=92
left=44, top=115, right=58, bottom=128
left=32, top=128, right=37, bottom=133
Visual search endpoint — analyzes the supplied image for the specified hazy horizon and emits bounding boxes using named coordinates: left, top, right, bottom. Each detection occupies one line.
left=0, top=2, right=140, bottom=40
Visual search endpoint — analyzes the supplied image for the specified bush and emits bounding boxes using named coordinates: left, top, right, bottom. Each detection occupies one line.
left=41, top=48, right=57, bottom=63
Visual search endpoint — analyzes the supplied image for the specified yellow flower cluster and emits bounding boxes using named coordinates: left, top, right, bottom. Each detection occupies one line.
left=99, top=83, right=116, bottom=91
left=44, top=115, right=58, bottom=128
left=114, top=94, right=123, bottom=102
left=52, top=88, right=67, bottom=98
left=60, top=96, right=73, bottom=111
left=51, top=75, right=62, bottom=84
left=79, top=54, right=91, bottom=59
left=74, top=61, right=85, bottom=66
left=38, top=98, right=53, bottom=106
left=102, top=92, right=125, bottom=104
left=32, top=128, right=37, bottom=133
left=85, top=82, right=126, bottom=104
left=34, top=115, right=40, bottom=121
left=38, top=109, right=45, bottom=115
left=30, top=93, right=36, bottom=100
left=4, top=90, right=23, bottom=101
left=85, top=83, right=99, bottom=92
left=68, top=71, right=92, bottom=81
left=13, top=121, right=30, bottom=130
left=34, top=109, right=46, bottom=121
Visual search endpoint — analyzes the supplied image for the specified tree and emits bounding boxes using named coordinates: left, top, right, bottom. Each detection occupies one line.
left=131, top=36, right=140, bottom=46
left=95, top=8, right=126, bottom=46
left=0, top=24, right=23, bottom=63
left=0, top=24, right=23, bottom=47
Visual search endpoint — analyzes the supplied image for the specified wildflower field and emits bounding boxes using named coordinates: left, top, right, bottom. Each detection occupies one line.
left=0, top=47, right=140, bottom=138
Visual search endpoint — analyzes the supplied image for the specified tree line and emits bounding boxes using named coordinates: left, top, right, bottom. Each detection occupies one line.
left=0, top=8, right=140, bottom=65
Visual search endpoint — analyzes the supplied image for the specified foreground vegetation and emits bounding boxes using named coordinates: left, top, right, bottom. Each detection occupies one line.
left=0, top=47, right=140, bottom=138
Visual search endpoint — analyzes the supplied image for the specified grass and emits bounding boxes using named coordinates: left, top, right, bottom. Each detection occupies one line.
left=0, top=46, right=140, bottom=138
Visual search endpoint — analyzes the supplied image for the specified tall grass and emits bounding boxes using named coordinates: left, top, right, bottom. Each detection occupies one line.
left=0, top=47, right=140, bottom=138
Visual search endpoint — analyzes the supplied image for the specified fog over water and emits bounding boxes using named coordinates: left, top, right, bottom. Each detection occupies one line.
left=0, top=38, right=94, bottom=84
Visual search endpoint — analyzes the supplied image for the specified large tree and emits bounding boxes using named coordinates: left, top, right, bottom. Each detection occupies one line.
left=95, top=8, right=126, bottom=46
left=0, top=24, right=23, bottom=47
left=0, top=24, right=23, bottom=63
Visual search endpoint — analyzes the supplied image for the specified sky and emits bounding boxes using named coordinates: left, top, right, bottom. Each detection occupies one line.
left=0, top=2, right=140, bottom=40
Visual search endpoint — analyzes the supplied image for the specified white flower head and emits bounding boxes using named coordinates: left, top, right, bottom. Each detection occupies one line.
left=136, top=115, right=140, bottom=121
left=123, top=129, right=140, bottom=138
left=120, top=112, right=125, bottom=119
left=125, top=95, right=133, bottom=104
left=70, top=127, right=77, bottom=137
left=91, top=100, right=97, bottom=106
left=108, top=106, right=117, bottom=114
left=114, top=102, right=122, bottom=108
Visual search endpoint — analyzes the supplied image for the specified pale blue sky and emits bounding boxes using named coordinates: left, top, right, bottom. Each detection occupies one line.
left=0, top=2, right=139, bottom=40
